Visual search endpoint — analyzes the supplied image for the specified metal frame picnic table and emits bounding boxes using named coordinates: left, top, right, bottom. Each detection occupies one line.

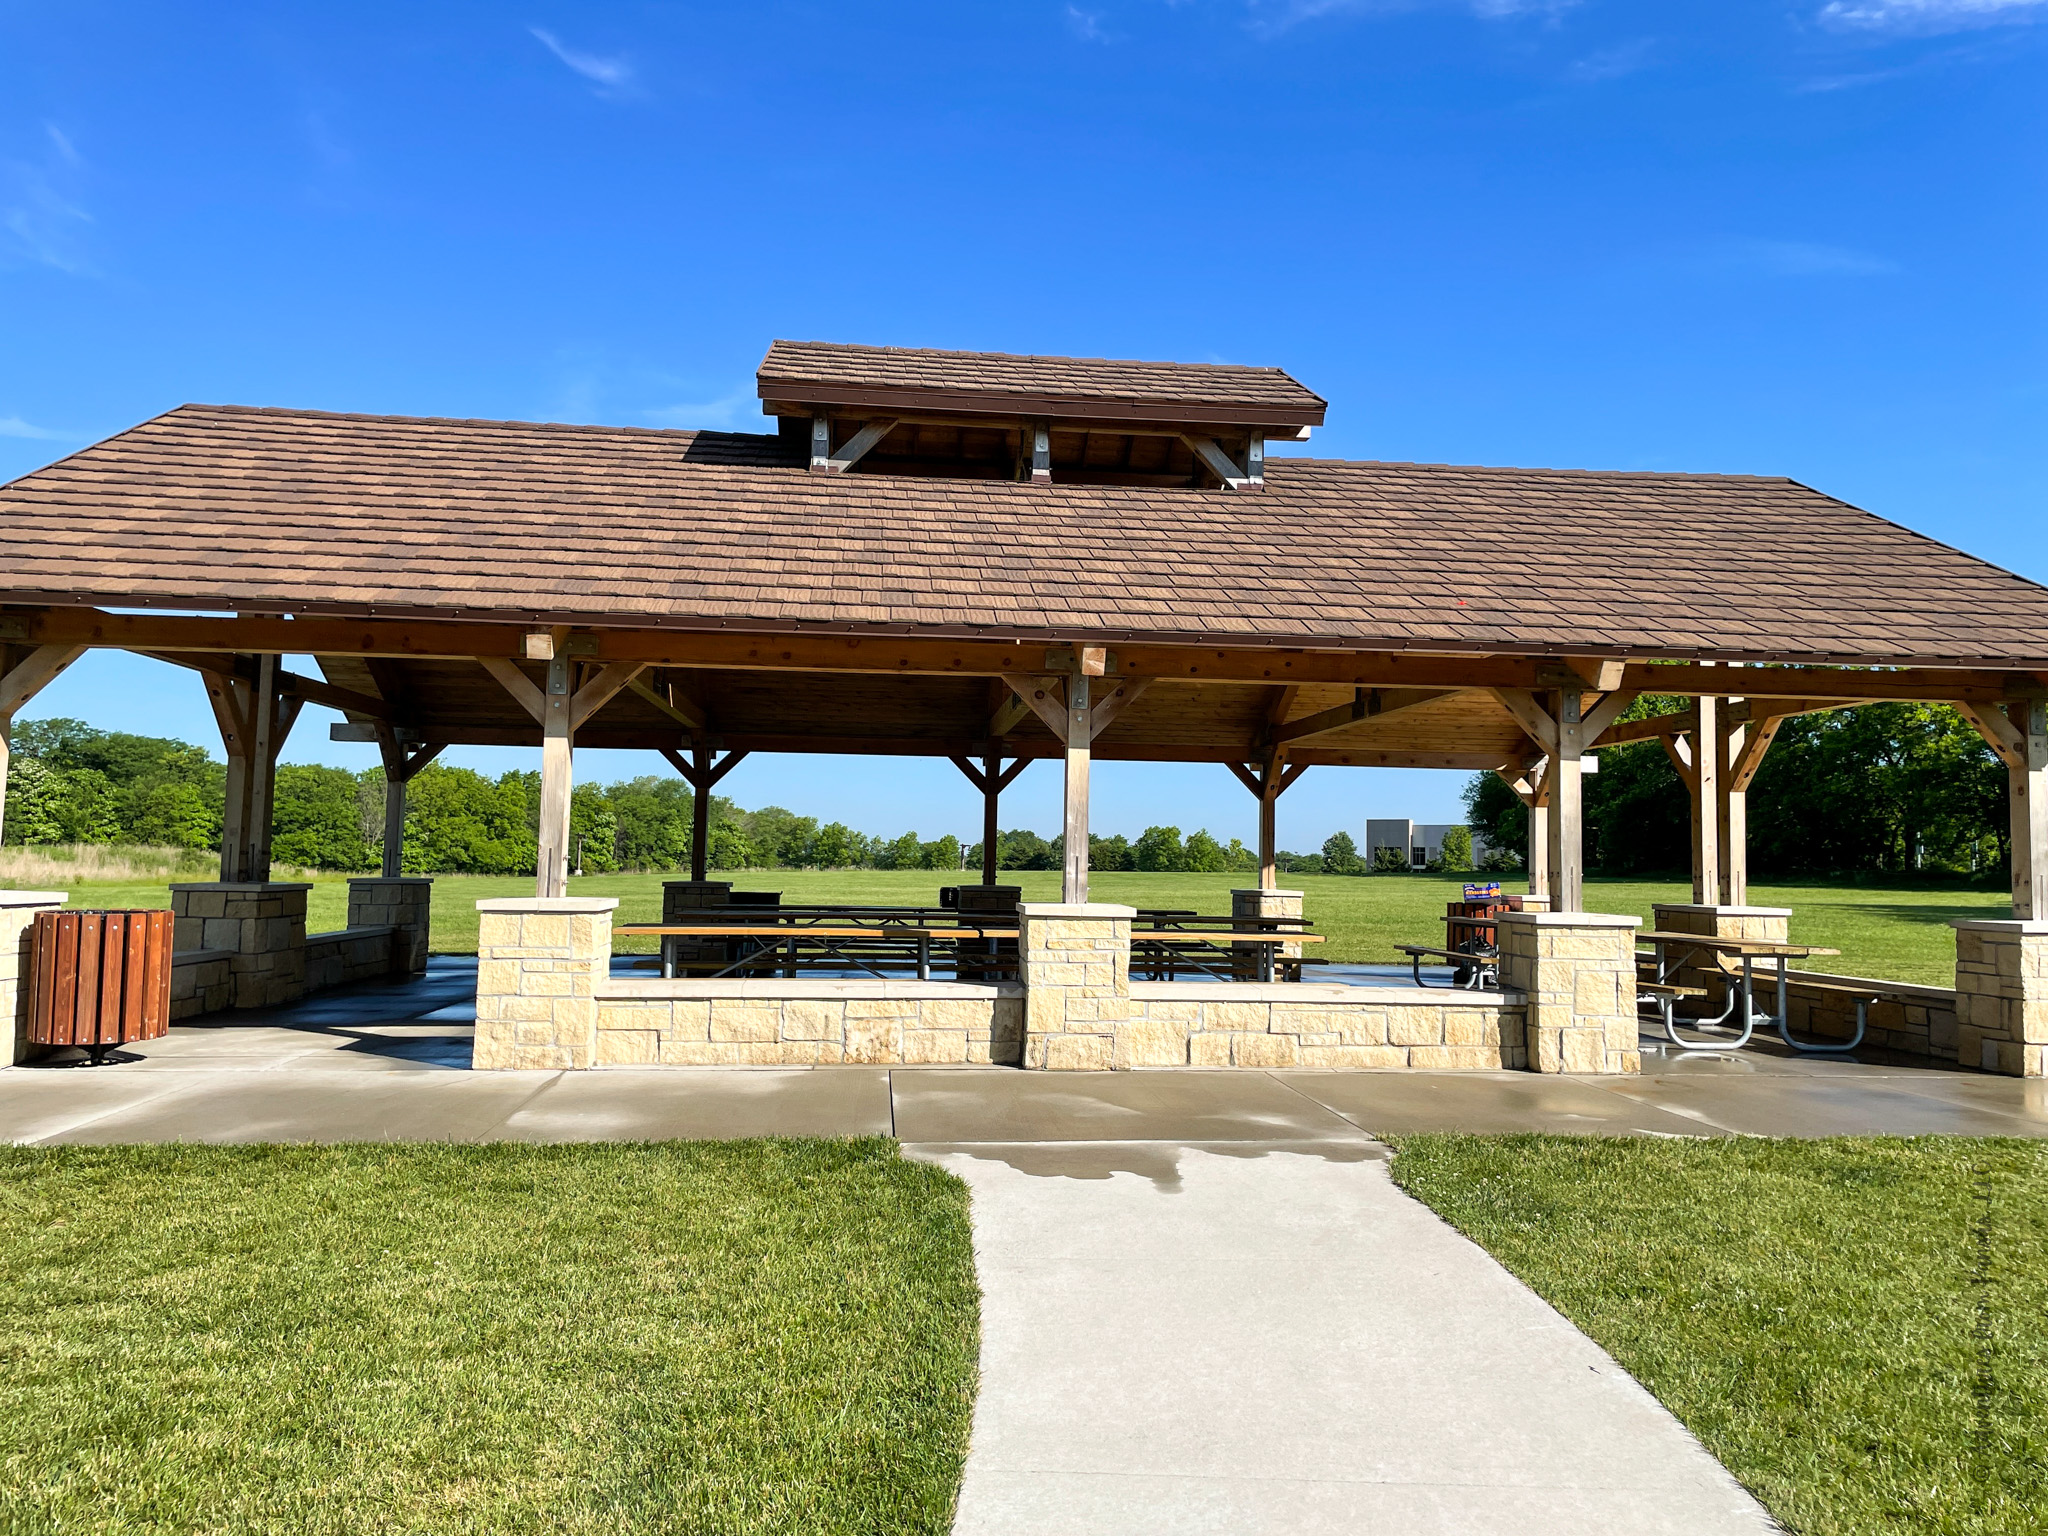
left=1130, top=913, right=1324, bottom=983
left=617, top=916, right=1019, bottom=981
left=1635, top=929, right=1847, bottom=1053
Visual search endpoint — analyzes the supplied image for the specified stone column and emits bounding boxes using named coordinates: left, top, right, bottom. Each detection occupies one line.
left=661, top=880, right=734, bottom=920
left=1231, top=887, right=1302, bottom=979
left=1953, top=919, right=2048, bottom=1077
left=474, top=896, right=618, bottom=1070
left=1, top=892, right=66, bottom=1065
left=1019, top=902, right=1132, bottom=1070
left=1498, top=911, right=1641, bottom=1075
left=347, top=877, right=433, bottom=975
left=169, top=882, right=309, bottom=1009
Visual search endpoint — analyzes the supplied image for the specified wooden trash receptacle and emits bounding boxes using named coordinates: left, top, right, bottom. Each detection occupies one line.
left=29, top=909, right=174, bottom=1062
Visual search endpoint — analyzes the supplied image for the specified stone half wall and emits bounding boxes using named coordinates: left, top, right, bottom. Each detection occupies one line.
left=1123, top=981, right=1525, bottom=1070
left=303, top=926, right=400, bottom=993
left=590, top=978, right=1024, bottom=1067
left=1780, top=972, right=1960, bottom=1060
left=169, top=948, right=234, bottom=1021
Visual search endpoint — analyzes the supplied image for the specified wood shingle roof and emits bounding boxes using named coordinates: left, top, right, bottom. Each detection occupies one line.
left=5, top=401, right=2047, bottom=669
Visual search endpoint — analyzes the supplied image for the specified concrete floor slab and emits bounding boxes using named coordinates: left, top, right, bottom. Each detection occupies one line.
left=1282, top=1070, right=1729, bottom=1139
left=498, top=1067, right=893, bottom=1142
left=1602, top=1073, right=2048, bottom=1138
left=891, top=1067, right=1368, bottom=1145
left=916, top=1143, right=1773, bottom=1536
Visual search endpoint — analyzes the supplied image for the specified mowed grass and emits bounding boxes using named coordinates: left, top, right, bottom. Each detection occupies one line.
left=53, top=868, right=2010, bottom=984
left=1392, top=1138, right=2048, bottom=1536
left=1391, top=1136, right=2048, bottom=1536
left=0, top=1140, right=978, bottom=1536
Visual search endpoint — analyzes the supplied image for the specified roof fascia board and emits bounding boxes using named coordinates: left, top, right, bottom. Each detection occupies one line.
left=758, top=382, right=1325, bottom=428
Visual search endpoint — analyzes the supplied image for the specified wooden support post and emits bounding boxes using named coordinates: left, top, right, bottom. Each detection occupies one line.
left=375, top=741, right=444, bottom=878
left=1689, top=695, right=1722, bottom=906
left=981, top=753, right=1001, bottom=883
left=1969, top=699, right=2048, bottom=920
left=1063, top=672, right=1091, bottom=903
left=1229, top=752, right=1307, bottom=890
left=1545, top=691, right=1585, bottom=913
left=656, top=744, right=750, bottom=883
left=537, top=651, right=573, bottom=898
left=0, top=644, right=84, bottom=846
left=2015, top=700, right=2048, bottom=921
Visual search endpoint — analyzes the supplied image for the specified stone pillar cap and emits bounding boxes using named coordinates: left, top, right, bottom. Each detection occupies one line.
left=475, top=897, right=621, bottom=913
left=347, top=875, right=434, bottom=884
left=1019, top=902, right=1138, bottom=918
left=1952, top=918, right=2048, bottom=934
left=1233, top=888, right=1305, bottom=898
left=1498, top=910, right=1641, bottom=928
left=0, top=890, right=66, bottom=907
left=168, top=881, right=314, bottom=892
left=1652, top=902, right=1794, bottom=917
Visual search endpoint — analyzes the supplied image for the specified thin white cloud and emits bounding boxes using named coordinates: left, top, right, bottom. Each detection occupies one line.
left=1569, top=38, right=1655, bottom=80
left=1, top=126, right=93, bottom=276
left=530, top=27, right=638, bottom=94
left=1245, top=0, right=1577, bottom=36
left=1066, top=4, right=1111, bottom=40
left=0, top=416, right=72, bottom=441
left=1818, top=0, right=2046, bottom=31
left=1704, top=238, right=1901, bottom=277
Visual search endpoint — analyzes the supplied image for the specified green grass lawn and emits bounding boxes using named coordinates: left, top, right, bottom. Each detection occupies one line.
left=1391, top=1135, right=2048, bottom=1536
left=50, top=867, right=2010, bottom=985
left=0, top=1140, right=978, bottom=1536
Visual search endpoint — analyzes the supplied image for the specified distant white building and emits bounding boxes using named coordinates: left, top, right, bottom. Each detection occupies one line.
left=1365, top=818, right=1491, bottom=870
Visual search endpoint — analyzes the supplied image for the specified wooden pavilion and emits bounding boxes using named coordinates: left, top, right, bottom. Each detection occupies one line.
left=4, top=338, right=2045, bottom=923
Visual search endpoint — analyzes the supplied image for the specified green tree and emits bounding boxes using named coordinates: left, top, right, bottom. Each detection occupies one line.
left=1089, top=833, right=1134, bottom=872
left=610, top=776, right=694, bottom=869
left=1133, top=825, right=1185, bottom=872
left=1, top=756, right=66, bottom=845
left=707, top=822, right=753, bottom=870
left=569, top=782, right=618, bottom=873
left=882, top=831, right=924, bottom=870
left=920, top=834, right=962, bottom=871
left=1183, top=829, right=1229, bottom=872
left=271, top=765, right=372, bottom=869
left=998, top=829, right=1056, bottom=870
left=1224, top=837, right=1258, bottom=873
left=1324, top=830, right=1364, bottom=874
left=1432, top=826, right=1473, bottom=873
left=402, top=766, right=536, bottom=875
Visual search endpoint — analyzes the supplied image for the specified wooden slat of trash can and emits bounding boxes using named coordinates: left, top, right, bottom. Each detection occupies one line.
left=29, top=911, right=174, bottom=1049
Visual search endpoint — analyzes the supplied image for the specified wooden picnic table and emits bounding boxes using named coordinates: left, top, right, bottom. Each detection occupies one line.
left=1636, top=930, right=1843, bottom=1054
left=617, top=922, right=1018, bottom=981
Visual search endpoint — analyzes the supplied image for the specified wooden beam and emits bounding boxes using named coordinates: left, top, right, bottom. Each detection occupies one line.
left=1227, top=761, right=1263, bottom=797
left=626, top=675, right=707, bottom=731
left=1547, top=691, right=1586, bottom=913
left=1958, top=701, right=2027, bottom=769
left=1565, top=656, right=1628, bottom=691
left=1727, top=715, right=1784, bottom=793
left=1490, top=688, right=1559, bottom=753
left=1273, top=686, right=1456, bottom=746
left=0, top=644, right=85, bottom=719
left=815, top=417, right=900, bottom=474
left=1087, top=677, right=1149, bottom=739
left=989, top=689, right=1034, bottom=738
left=1000, top=673, right=1069, bottom=737
left=994, top=756, right=1031, bottom=792
left=1595, top=696, right=1859, bottom=748
left=478, top=657, right=547, bottom=724
left=1181, top=434, right=1250, bottom=490
left=568, top=660, right=649, bottom=731
left=18, top=609, right=2047, bottom=700
left=1580, top=690, right=1638, bottom=745
left=949, top=755, right=989, bottom=794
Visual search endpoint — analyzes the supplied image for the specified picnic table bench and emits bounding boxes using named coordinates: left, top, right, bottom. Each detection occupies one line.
left=1635, top=929, right=1845, bottom=1054
left=1397, top=943, right=1500, bottom=991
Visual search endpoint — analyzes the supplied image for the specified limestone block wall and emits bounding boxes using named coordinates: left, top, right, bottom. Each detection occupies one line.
left=302, top=927, right=399, bottom=992
left=473, top=897, right=618, bottom=1070
left=1019, top=903, right=1133, bottom=1069
left=1499, top=911, right=1641, bottom=1074
left=168, top=947, right=234, bottom=1021
left=590, top=978, right=1023, bottom=1066
left=168, top=883, right=309, bottom=1009
left=346, top=878, right=432, bottom=974
left=1, top=892, right=66, bottom=1064
left=1780, top=972, right=1959, bottom=1060
left=1954, top=920, right=2048, bottom=1077
left=1122, top=981, right=1524, bottom=1069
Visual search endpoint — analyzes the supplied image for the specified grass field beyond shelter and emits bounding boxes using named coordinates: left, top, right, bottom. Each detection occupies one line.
left=0, top=1141, right=978, bottom=1536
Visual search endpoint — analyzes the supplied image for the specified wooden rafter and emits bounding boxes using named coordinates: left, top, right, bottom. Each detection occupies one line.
left=626, top=674, right=708, bottom=731
left=1000, top=674, right=1069, bottom=737
left=0, top=644, right=84, bottom=719
left=1272, top=686, right=1455, bottom=747
left=568, top=661, right=649, bottom=731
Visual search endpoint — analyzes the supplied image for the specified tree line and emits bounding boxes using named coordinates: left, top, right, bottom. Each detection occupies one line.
left=1463, top=701, right=2008, bottom=879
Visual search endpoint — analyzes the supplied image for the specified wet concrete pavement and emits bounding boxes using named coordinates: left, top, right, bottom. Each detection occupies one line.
left=8, top=958, right=2039, bottom=1146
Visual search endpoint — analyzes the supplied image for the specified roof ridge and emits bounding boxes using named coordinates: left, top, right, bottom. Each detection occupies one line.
left=167, top=403, right=785, bottom=443
left=763, top=339, right=1293, bottom=378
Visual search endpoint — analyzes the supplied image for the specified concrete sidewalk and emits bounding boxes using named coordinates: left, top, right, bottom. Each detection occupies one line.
left=918, top=1141, right=1773, bottom=1536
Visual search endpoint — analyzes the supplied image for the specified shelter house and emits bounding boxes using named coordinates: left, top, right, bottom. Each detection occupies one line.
left=4, top=340, right=2047, bottom=1077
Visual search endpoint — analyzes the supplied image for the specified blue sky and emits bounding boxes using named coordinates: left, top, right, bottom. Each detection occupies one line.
left=4, top=0, right=2043, bottom=850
